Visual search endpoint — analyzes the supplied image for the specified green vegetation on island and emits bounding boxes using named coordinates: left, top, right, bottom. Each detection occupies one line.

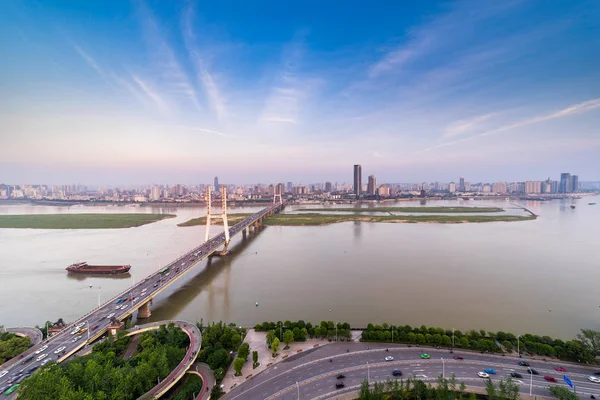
left=264, top=213, right=535, bottom=225
left=166, top=374, right=203, bottom=400
left=0, top=330, right=32, bottom=364
left=0, top=213, right=175, bottom=229
left=18, top=324, right=189, bottom=399
left=177, top=213, right=252, bottom=227
left=361, top=323, right=600, bottom=363
left=298, top=206, right=505, bottom=213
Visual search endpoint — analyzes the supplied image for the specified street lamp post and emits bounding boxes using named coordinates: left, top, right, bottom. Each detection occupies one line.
left=391, top=326, right=394, bottom=343
left=452, top=328, right=455, bottom=350
left=328, top=309, right=337, bottom=341
left=517, top=335, right=520, bottom=357
left=367, top=361, right=370, bottom=383
left=441, top=357, right=445, bottom=379
left=529, top=366, right=533, bottom=396
left=296, top=381, right=300, bottom=399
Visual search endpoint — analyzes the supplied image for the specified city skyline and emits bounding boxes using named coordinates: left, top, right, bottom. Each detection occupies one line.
left=2, top=1, right=600, bottom=184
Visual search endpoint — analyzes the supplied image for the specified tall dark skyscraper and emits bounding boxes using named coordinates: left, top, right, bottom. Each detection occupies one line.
left=286, top=182, right=293, bottom=192
left=367, top=175, right=376, bottom=195
left=559, top=173, right=571, bottom=193
left=353, top=165, right=362, bottom=197
left=325, top=182, right=332, bottom=192
left=459, top=177, right=465, bottom=192
left=571, top=175, right=579, bottom=192
left=214, top=176, right=219, bottom=192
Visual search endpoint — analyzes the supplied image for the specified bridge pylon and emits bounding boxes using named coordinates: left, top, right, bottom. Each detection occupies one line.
left=273, top=190, right=283, bottom=205
left=205, top=186, right=230, bottom=254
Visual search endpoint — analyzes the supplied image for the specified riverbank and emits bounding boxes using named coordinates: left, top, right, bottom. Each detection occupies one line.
left=0, top=213, right=175, bottom=229
left=177, top=213, right=252, bottom=227
left=297, top=206, right=505, bottom=213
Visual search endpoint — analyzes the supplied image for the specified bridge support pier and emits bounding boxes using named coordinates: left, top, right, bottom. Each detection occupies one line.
left=242, top=228, right=247, bottom=239
left=138, top=301, right=152, bottom=319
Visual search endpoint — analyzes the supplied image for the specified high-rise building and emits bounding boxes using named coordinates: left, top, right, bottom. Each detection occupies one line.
left=559, top=173, right=571, bottom=193
left=464, top=182, right=471, bottom=192
left=492, top=182, right=507, bottom=194
left=448, top=182, right=456, bottom=193
left=367, top=175, right=376, bottom=195
left=325, top=182, right=332, bottom=192
left=377, top=185, right=390, bottom=196
left=286, top=182, right=293, bottom=192
left=268, top=184, right=275, bottom=196
left=276, top=183, right=285, bottom=195
left=459, top=177, right=465, bottom=192
left=571, top=175, right=579, bottom=192
left=525, top=181, right=542, bottom=194
left=214, top=177, right=219, bottom=192
left=353, top=165, right=362, bottom=197
left=149, top=186, right=160, bottom=201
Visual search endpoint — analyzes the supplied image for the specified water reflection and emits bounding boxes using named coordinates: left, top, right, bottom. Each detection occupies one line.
left=66, top=273, right=132, bottom=282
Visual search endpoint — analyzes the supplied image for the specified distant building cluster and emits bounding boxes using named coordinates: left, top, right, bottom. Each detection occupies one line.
left=0, top=170, right=595, bottom=204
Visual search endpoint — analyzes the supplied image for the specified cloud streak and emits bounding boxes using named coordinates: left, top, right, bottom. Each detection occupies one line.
left=423, top=98, right=600, bottom=152
left=443, top=113, right=497, bottom=138
left=182, top=5, right=227, bottom=121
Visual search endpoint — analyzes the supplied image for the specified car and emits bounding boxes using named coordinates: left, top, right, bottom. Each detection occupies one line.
left=335, top=382, right=345, bottom=389
left=478, top=372, right=490, bottom=378
left=22, top=355, right=33, bottom=364
left=54, top=346, right=66, bottom=354
left=336, top=374, right=346, bottom=379
left=121, top=304, right=128, bottom=310
left=40, top=359, right=52, bottom=366
left=115, top=305, right=121, bottom=310
left=107, top=313, right=115, bottom=319
left=92, top=325, right=99, bottom=331
left=26, top=366, right=39, bottom=374
left=35, top=345, right=48, bottom=354
left=385, top=356, right=394, bottom=361
left=544, top=376, right=557, bottom=382
left=484, top=368, right=497, bottom=374
left=518, top=361, right=530, bottom=367
left=589, top=376, right=600, bottom=383
left=527, top=368, right=539, bottom=375
left=454, top=356, right=464, bottom=360
left=4, top=384, right=20, bottom=395
left=15, top=374, right=29, bottom=384
left=71, top=336, right=80, bottom=343
left=594, top=372, right=600, bottom=376
left=510, top=372, right=523, bottom=378
left=36, top=354, right=48, bottom=361
left=420, top=353, right=431, bottom=359
left=77, top=328, right=88, bottom=335
left=153, top=283, right=159, bottom=288
left=555, top=367, right=567, bottom=372
left=0, top=386, right=7, bottom=395
left=0, top=370, right=7, bottom=378
left=392, top=370, right=403, bottom=376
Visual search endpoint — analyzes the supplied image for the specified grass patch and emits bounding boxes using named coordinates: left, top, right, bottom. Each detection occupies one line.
left=297, top=206, right=505, bottom=213
left=0, top=213, right=175, bottom=229
left=264, top=213, right=535, bottom=226
left=178, top=213, right=252, bottom=227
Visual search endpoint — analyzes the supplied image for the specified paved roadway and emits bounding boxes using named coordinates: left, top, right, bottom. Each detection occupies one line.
left=223, top=343, right=600, bottom=400
left=187, top=362, right=215, bottom=400
left=4, top=328, right=43, bottom=346
left=0, top=204, right=282, bottom=397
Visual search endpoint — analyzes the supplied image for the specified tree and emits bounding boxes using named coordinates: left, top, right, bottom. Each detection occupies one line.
left=459, top=337, right=469, bottom=348
left=577, top=329, right=600, bottom=356
left=432, top=334, right=442, bottom=346
left=252, top=350, right=259, bottom=368
left=498, top=377, right=520, bottom=400
left=210, top=384, right=224, bottom=399
left=233, top=357, right=245, bottom=376
left=442, top=335, right=451, bottom=347
left=266, top=330, right=275, bottom=347
left=231, top=333, right=242, bottom=349
left=416, top=334, right=426, bottom=344
left=271, top=337, right=280, bottom=356
left=283, top=330, right=294, bottom=349
left=238, top=342, right=250, bottom=361
left=485, top=378, right=498, bottom=400
left=549, top=386, right=579, bottom=400
left=359, top=378, right=371, bottom=400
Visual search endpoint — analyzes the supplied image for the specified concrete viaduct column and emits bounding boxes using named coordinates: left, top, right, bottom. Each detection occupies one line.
left=138, top=301, right=152, bottom=319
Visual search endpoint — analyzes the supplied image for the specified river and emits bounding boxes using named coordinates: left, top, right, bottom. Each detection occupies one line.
left=0, top=196, right=598, bottom=339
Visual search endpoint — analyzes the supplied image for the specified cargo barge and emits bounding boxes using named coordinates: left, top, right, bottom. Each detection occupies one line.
left=66, top=262, right=131, bottom=275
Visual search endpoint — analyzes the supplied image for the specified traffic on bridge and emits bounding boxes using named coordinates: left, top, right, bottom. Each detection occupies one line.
left=0, top=202, right=283, bottom=398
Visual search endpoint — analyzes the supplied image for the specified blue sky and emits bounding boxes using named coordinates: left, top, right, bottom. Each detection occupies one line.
left=1, top=0, right=600, bottom=185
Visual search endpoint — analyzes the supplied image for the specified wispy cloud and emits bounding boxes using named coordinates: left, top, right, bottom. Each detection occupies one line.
left=182, top=5, right=227, bottom=121
left=137, top=1, right=201, bottom=112
left=423, top=98, right=600, bottom=152
left=259, top=38, right=309, bottom=126
left=131, top=75, right=170, bottom=114
left=73, top=45, right=112, bottom=85
left=443, top=113, right=497, bottom=138
left=172, top=125, right=236, bottom=138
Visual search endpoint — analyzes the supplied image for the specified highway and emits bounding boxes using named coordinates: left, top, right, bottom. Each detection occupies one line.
left=4, top=328, right=43, bottom=347
left=223, top=343, right=600, bottom=400
left=0, top=203, right=282, bottom=397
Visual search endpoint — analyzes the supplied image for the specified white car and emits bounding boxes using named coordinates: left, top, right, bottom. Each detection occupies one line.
left=35, top=345, right=48, bottom=354
left=54, top=346, right=66, bottom=354
left=478, top=372, right=490, bottom=378
left=107, top=313, right=115, bottom=319
left=36, top=353, right=48, bottom=361
left=385, top=356, right=394, bottom=361
left=40, top=358, right=52, bottom=366
left=589, top=376, right=600, bottom=383
left=141, top=288, right=147, bottom=293
left=121, top=304, right=128, bottom=310
left=115, top=305, right=121, bottom=310
left=0, top=370, right=8, bottom=378
left=71, top=336, right=80, bottom=343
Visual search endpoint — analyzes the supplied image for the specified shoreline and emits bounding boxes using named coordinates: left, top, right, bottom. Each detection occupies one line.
left=0, top=213, right=176, bottom=229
